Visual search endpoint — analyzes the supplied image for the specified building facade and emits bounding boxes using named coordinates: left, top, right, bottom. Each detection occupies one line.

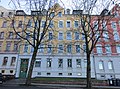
left=0, top=4, right=120, bottom=80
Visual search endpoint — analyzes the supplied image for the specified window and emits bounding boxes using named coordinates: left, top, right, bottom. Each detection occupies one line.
left=105, top=45, right=111, bottom=53
left=76, top=59, right=81, bottom=68
left=50, top=12, right=54, bottom=18
left=83, top=45, right=86, bottom=53
left=116, top=45, right=120, bottom=53
left=9, top=12, right=12, bottom=16
left=58, top=21, right=63, bottom=28
left=26, top=33, right=30, bottom=39
left=8, top=32, right=13, bottom=39
left=99, top=61, right=104, bottom=70
left=2, top=57, right=8, bottom=66
left=74, top=21, right=79, bottom=28
left=66, top=31, right=72, bottom=40
left=27, top=19, right=32, bottom=28
left=10, top=70, right=13, bottom=74
left=18, top=21, right=22, bottom=28
left=35, top=58, right=41, bottom=67
left=31, top=46, right=34, bottom=53
left=67, top=44, right=72, bottom=53
left=24, top=44, right=28, bottom=53
left=93, top=21, right=98, bottom=30
left=58, top=59, right=63, bottom=68
left=0, top=43, right=1, bottom=52
left=13, top=43, right=18, bottom=51
left=82, top=34, right=85, bottom=40
left=1, top=70, right=5, bottom=73
left=41, top=21, right=45, bottom=28
left=11, top=57, right=16, bottom=66
left=96, top=45, right=103, bottom=54
left=84, top=59, right=87, bottom=67
left=76, top=45, right=80, bottom=53
left=48, top=32, right=53, bottom=40
left=102, top=21, right=107, bottom=30
left=58, top=44, right=63, bottom=53
left=6, top=43, right=11, bottom=52
left=75, top=32, right=80, bottom=40
left=66, top=21, right=71, bottom=28
left=103, top=32, right=109, bottom=41
left=35, top=20, right=39, bottom=28
left=67, top=59, right=72, bottom=68
left=2, top=21, right=7, bottom=28
left=108, top=61, right=113, bottom=70
left=113, top=31, right=119, bottom=41
left=47, top=44, right=52, bottom=53
left=58, top=31, right=63, bottom=40
left=0, top=32, right=4, bottom=39
left=37, top=72, right=41, bottom=75
left=38, top=44, right=44, bottom=53
left=47, top=73, right=51, bottom=75
left=49, top=21, right=54, bottom=28
left=68, top=73, right=72, bottom=76
left=58, top=73, right=63, bottom=76
left=111, top=22, right=117, bottom=30
left=47, top=58, right=52, bottom=68
left=16, top=32, right=20, bottom=39
left=10, top=20, right=15, bottom=28
left=58, top=12, right=62, bottom=17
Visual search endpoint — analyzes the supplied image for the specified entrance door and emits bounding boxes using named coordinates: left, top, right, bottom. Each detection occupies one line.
left=19, top=59, right=29, bottom=78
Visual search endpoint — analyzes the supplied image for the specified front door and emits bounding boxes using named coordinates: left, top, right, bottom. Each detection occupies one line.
left=19, top=59, right=29, bottom=78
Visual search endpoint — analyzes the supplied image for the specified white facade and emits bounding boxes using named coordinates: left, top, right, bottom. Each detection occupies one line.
left=16, top=54, right=95, bottom=78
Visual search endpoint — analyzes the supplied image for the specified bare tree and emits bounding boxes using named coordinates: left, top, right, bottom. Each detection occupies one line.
left=8, top=0, right=63, bottom=85
left=71, top=0, right=115, bottom=88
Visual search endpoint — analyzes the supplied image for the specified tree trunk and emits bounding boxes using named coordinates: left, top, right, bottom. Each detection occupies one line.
left=86, top=53, right=92, bottom=89
left=25, top=47, right=38, bottom=85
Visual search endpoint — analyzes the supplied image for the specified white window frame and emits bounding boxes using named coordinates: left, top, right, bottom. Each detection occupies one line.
left=58, top=20, right=64, bottom=28
left=66, top=20, right=71, bottom=28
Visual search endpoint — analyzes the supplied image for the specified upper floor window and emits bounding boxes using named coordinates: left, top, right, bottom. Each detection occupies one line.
left=102, top=21, right=107, bottom=30
left=50, top=12, right=55, bottom=18
left=108, top=61, right=113, bottom=70
left=13, top=43, right=18, bottom=51
left=96, top=45, right=103, bottom=54
left=2, top=21, right=7, bottom=28
left=35, top=58, right=41, bottom=67
left=113, top=31, right=119, bottom=41
left=10, top=20, right=15, bottom=28
left=58, top=21, right=63, bottom=28
left=0, top=32, right=4, bottom=39
left=10, top=57, right=16, bottom=66
left=47, top=44, right=52, bottom=53
left=116, top=45, right=120, bottom=53
left=41, top=21, right=45, bottom=28
left=74, top=21, right=79, bottom=28
left=38, top=44, right=44, bottom=53
left=16, top=32, right=20, bottom=39
left=58, top=31, right=63, bottom=40
left=84, top=59, right=87, bottom=67
left=48, top=32, right=53, bottom=40
left=49, top=20, right=54, bottom=28
left=67, top=44, right=72, bottom=53
left=76, top=45, right=80, bottom=53
left=58, top=44, right=63, bottom=53
left=8, top=32, right=13, bottom=39
left=93, top=21, right=98, bottom=30
left=103, top=32, right=109, bottom=41
left=6, top=43, right=11, bottom=52
left=99, top=61, right=104, bottom=70
left=27, top=19, right=32, bottom=28
left=111, top=22, right=117, bottom=30
left=75, top=32, right=80, bottom=40
left=58, top=12, right=62, bottom=17
left=105, top=45, right=111, bottom=53
left=66, top=31, right=72, bottom=40
left=2, top=57, right=8, bottom=66
left=24, top=44, right=28, bottom=53
left=18, top=21, right=22, bottom=28
left=66, top=21, right=71, bottom=28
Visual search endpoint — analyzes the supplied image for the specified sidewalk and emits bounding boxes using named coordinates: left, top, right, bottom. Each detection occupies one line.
left=3, top=79, right=120, bottom=89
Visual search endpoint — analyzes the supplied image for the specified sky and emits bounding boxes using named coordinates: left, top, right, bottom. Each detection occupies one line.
left=0, top=0, right=120, bottom=14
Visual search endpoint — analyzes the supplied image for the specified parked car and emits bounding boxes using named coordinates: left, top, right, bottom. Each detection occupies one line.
left=0, top=73, right=3, bottom=84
